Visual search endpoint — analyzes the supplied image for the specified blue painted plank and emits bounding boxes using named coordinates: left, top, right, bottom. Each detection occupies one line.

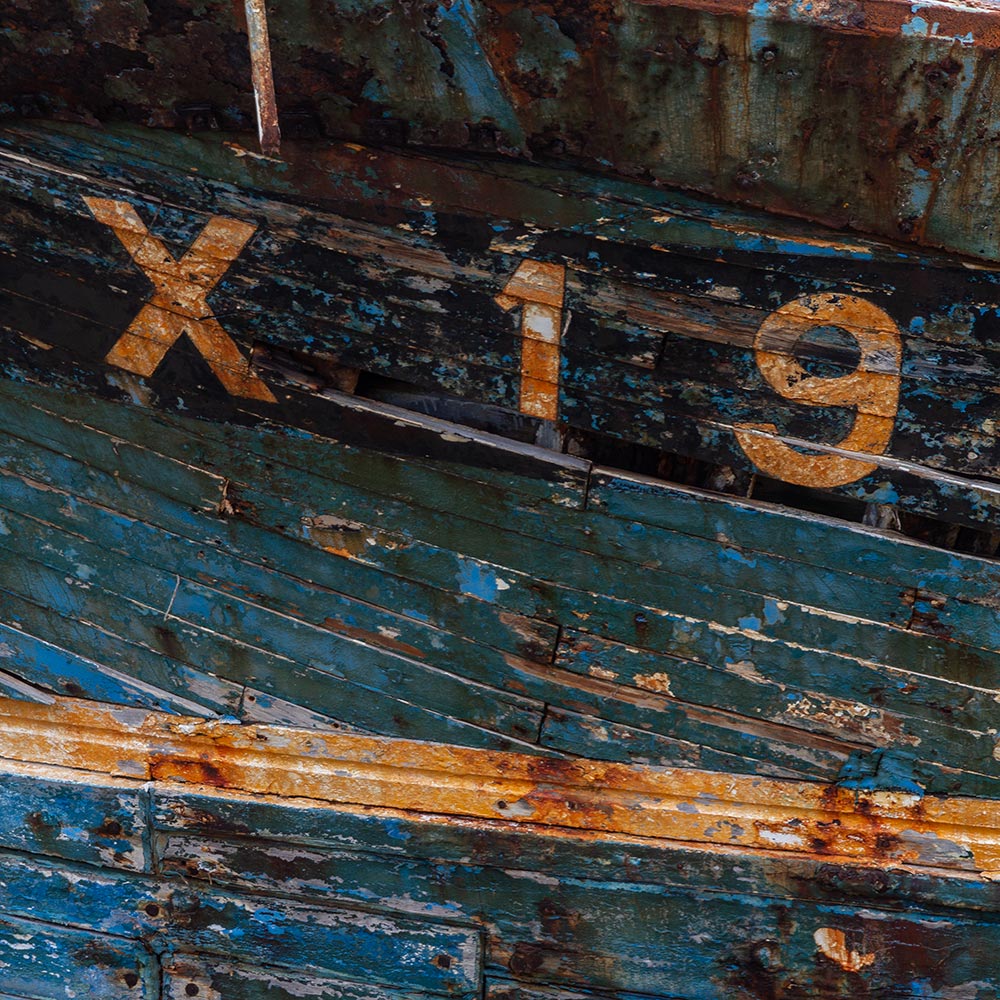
left=164, top=957, right=450, bottom=1000
left=0, top=914, right=157, bottom=999
left=165, top=887, right=482, bottom=996
left=0, top=766, right=147, bottom=871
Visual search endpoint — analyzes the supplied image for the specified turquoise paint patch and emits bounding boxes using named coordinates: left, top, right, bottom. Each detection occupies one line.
left=456, top=559, right=500, bottom=602
left=901, top=15, right=930, bottom=36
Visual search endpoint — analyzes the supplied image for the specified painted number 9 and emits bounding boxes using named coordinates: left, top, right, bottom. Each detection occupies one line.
left=734, top=293, right=903, bottom=488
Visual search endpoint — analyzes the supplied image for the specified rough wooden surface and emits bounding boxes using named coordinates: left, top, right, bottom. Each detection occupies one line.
left=7, top=0, right=1000, bottom=261
left=0, top=122, right=998, bottom=799
left=2, top=123, right=1000, bottom=531
left=0, top=695, right=998, bottom=998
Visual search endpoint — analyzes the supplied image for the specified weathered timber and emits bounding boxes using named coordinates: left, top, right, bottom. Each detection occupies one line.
left=2, top=350, right=1000, bottom=791
left=0, top=696, right=998, bottom=998
left=1, top=123, right=999, bottom=531
left=4, top=6, right=1000, bottom=995
left=8, top=0, right=1000, bottom=262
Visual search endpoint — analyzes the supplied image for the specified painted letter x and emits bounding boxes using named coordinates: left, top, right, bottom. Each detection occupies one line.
left=84, top=198, right=275, bottom=402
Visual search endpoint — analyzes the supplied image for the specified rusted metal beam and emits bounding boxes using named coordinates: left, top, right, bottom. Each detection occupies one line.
left=243, top=0, right=281, bottom=157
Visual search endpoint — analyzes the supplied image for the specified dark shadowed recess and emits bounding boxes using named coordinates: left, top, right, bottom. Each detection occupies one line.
left=335, top=359, right=1000, bottom=562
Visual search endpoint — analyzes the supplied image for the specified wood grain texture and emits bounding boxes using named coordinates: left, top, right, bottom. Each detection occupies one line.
left=2, top=123, right=999, bottom=531
left=0, top=343, right=999, bottom=791
left=0, top=696, right=997, bottom=997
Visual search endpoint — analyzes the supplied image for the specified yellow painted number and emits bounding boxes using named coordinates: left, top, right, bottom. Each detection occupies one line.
left=734, top=293, right=902, bottom=488
left=495, top=260, right=566, bottom=421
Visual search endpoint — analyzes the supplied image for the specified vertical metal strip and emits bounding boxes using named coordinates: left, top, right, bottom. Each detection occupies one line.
left=244, top=0, right=281, bottom=156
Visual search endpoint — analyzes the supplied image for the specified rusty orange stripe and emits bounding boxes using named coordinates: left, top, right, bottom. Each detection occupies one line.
left=1, top=696, right=998, bottom=879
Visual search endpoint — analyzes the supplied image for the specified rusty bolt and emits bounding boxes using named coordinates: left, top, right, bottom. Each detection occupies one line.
left=751, top=940, right=782, bottom=970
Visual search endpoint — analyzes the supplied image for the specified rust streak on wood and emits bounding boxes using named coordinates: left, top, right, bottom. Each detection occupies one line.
left=2, top=696, right=1000, bottom=880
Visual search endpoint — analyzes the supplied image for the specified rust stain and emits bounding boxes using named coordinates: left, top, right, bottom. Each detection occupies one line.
left=320, top=617, right=427, bottom=658
left=632, top=671, right=674, bottom=695
left=2, top=696, right=1000, bottom=879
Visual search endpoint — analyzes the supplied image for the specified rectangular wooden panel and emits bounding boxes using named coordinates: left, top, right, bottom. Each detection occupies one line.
left=0, top=914, right=156, bottom=999
left=164, top=957, right=444, bottom=1000
left=0, top=761, right=147, bottom=871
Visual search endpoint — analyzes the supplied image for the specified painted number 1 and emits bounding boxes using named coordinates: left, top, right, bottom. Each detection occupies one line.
left=495, top=259, right=566, bottom=421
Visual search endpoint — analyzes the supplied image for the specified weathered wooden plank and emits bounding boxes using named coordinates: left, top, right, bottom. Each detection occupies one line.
left=0, top=762, right=147, bottom=871
left=0, top=618, right=225, bottom=718
left=11, top=351, right=999, bottom=686
left=553, top=627, right=1000, bottom=773
left=151, top=784, right=1000, bottom=917
left=4, top=697, right=999, bottom=876
left=7, top=370, right=998, bottom=683
left=5, top=374, right=1000, bottom=786
left=486, top=982, right=657, bottom=1000
left=587, top=467, right=1000, bottom=609
left=0, top=425, right=557, bottom=663
left=0, top=847, right=478, bottom=996
left=0, top=467, right=557, bottom=705
left=0, top=851, right=162, bottom=938
left=0, top=913, right=157, bottom=1000
left=163, top=957, right=442, bottom=1000
left=153, top=827, right=1000, bottom=998
left=0, top=513, right=545, bottom=747
left=0, top=430, right=968, bottom=773
left=2, top=123, right=1000, bottom=529
left=165, top=888, right=482, bottom=996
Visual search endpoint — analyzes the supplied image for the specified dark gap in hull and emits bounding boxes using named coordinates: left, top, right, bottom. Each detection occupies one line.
left=342, top=364, right=1000, bottom=562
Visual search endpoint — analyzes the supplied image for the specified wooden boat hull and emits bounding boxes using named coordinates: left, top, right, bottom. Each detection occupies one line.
left=7, top=0, right=1000, bottom=261
left=2, top=6, right=1000, bottom=989
left=1, top=696, right=1000, bottom=998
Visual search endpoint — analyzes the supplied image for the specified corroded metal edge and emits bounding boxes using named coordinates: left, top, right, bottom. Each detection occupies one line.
left=2, top=695, right=998, bottom=880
